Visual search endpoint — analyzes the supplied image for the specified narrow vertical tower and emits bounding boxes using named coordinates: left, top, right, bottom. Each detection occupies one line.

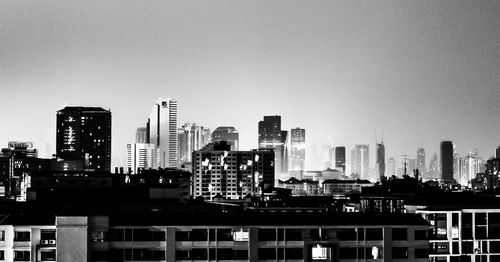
left=147, top=98, right=178, bottom=168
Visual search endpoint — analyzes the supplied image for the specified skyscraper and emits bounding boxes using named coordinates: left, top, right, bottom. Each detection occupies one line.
left=56, top=107, right=111, bottom=171
left=211, top=126, right=239, bottom=151
left=440, top=141, right=454, bottom=182
left=290, top=128, right=305, bottom=170
left=496, top=145, right=500, bottom=159
left=135, top=127, right=148, bottom=143
left=177, top=123, right=210, bottom=164
left=258, top=116, right=288, bottom=174
left=376, top=143, right=385, bottom=180
left=351, top=144, right=369, bottom=180
left=335, top=147, right=346, bottom=173
left=147, top=98, right=178, bottom=168
left=417, top=148, right=426, bottom=177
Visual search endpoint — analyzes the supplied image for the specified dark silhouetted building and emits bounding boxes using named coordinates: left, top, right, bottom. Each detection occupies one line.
left=56, top=107, right=111, bottom=172
left=440, top=141, right=454, bottom=182
left=258, top=116, right=288, bottom=174
left=376, top=143, right=385, bottom=180
left=290, top=128, right=305, bottom=170
left=497, top=145, right=500, bottom=159
left=211, top=126, right=239, bottom=151
left=335, top=147, right=346, bottom=173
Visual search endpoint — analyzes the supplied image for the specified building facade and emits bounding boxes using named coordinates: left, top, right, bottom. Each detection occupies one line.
left=147, top=98, right=178, bottom=168
left=334, top=147, right=346, bottom=173
left=258, top=116, right=288, bottom=174
left=417, top=148, right=426, bottom=178
left=441, top=141, right=454, bottom=182
left=126, top=143, right=158, bottom=174
left=211, top=127, right=239, bottom=151
left=56, top=107, right=112, bottom=172
left=192, top=142, right=275, bottom=200
left=376, top=143, right=386, bottom=180
left=351, top=145, right=369, bottom=180
left=178, top=123, right=210, bottom=165
left=290, top=128, right=306, bottom=171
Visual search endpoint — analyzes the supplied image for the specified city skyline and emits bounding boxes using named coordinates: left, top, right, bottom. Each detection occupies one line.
left=1, top=0, right=499, bottom=169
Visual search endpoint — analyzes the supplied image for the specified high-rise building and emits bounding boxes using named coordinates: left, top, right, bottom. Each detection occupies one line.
left=147, top=98, right=178, bottom=168
left=351, top=145, right=369, bottom=180
left=178, top=123, right=210, bottom=164
left=417, top=148, right=426, bottom=177
left=135, top=127, right=148, bottom=143
left=192, top=141, right=275, bottom=200
left=440, top=141, right=454, bottom=182
left=211, top=126, right=239, bottom=151
left=376, top=143, right=385, bottom=180
left=56, top=107, right=111, bottom=171
left=290, top=128, right=305, bottom=170
left=335, top=147, right=346, bottom=173
left=496, top=145, right=500, bottom=159
left=126, top=143, right=158, bottom=174
left=387, top=157, right=397, bottom=177
left=258, top=116, right=288, bottom=174
left=428, top=153, right=440, bottom=179
left=408, top=158, right=416, bottom=176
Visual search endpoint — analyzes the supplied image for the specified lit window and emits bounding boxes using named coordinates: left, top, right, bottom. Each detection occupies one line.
left=312, top=244, right=330, bottom=260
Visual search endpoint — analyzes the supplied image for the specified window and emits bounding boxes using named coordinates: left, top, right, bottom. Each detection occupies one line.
left=285, top=248, right=303, bottom=259
left=392, top=228, right=407, bottom=240
left=258, top=229, right=276, bottom=241
left=40, top=250, right=56, bottom=261
left=392, top=247, right=408, bottom=259
left=415, top=248, right=429, bottom=258
left=191, top=229, right=208, bottom=241
left=217, top=229, right=233, bottom=241
left=285, top=229, right=302, bottom=241
left=92, top=251, right=108, bottom=261
left=14, top=231, right=30, bottom=242
left=0, top=231, right=4, bottom=241
left=176, top=231, right=190, bottom=241
left=0, top=250, right=4, bottom=261
left=366, top=228, right=383, bottom=240
left=312, top=245, right=330, bottom=260
left=337, top=228, right=356, bottom=240
left=175, top=250, right=189, bottom=260
left=365, top=247, right=383, bottom=259
left=258, top=248, right=276, bottom=260
left=415, top=230, right=428, bottom=240
left=339, top=248, right=357, bottom=259
left=14, top=250, right=30, bottom=261
left=190, top=249, right=207, bottom=260
left=92, top=231, right=105, bottom=242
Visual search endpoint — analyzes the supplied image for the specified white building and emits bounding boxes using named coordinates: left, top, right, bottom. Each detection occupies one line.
left=147, top=98, right=178, bottom=168
left=126, top=143, right=158, bottom=174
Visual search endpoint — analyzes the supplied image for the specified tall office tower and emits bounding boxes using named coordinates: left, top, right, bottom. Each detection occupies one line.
left=147, top=98, right=178, bottom=168
left=258, top=116, right=288, bottom=174
left=211, top=126, right=239, bottom=151
left=440, top=141, right=454, bottom=182
left=496, top=145, right=500, bottom=159
left=428, top=153, right=440, bottom=179
left=192, top=141, right=275, bottom=200
left=417, top=148, right=426, bottom=177
left=387, top=157, right=397, bottom=177
left=376, top=143, right=385, bottom=180
left=135, top=127, right=148, bottom=143
left=126, top=143, right=158, bottom=174
left=177, top=123, right=211, bottom=164
left=351, top=144, right=369, bottom=179
left=290, top=128, right=305, bottom=170
left=458, top=157, right=466, bottom=186
left=56, top=107, right=111, bottom=171
left=335, top=147, right=346, bottom=173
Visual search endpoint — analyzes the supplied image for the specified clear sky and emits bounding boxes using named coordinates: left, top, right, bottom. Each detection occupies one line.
left=1, top=0, right=499, bottom=169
